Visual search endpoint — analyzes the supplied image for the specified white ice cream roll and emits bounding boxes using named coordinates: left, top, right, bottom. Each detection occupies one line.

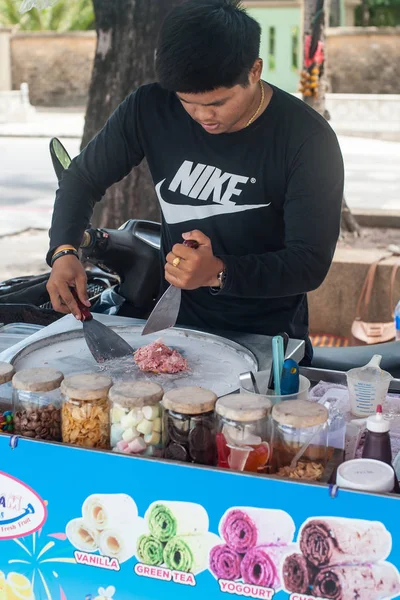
left=99, top=516, right=147, bottom=564
left=66, top=517, right=99, bottom=552
left=82, top=493, right=138, bottom=531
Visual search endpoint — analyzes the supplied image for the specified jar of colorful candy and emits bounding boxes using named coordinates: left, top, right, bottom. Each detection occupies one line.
left=109, top=381, right=164, bottom=456
left=162, top=386, right=217, bottom=466
left=215, top=394, right=272, bottom=473
left=61, top=373, right=112, bottom=449
left=0, top=362, right=15, bottom=433
left=13, top=368, right=64, bottom=441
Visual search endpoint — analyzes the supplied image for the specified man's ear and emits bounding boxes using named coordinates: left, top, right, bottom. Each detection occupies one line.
left=249, top=58, right=263, bottom=84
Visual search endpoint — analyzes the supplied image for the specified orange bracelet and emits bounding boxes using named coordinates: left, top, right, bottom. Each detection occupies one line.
left=52, top=245, right=77, bottom=258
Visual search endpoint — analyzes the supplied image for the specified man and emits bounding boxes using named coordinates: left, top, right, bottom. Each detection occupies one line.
left=46, top=0, right=344, bottom=364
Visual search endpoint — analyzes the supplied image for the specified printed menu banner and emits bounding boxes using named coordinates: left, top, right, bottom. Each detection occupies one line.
left=0, top=434, right=399, bottom=600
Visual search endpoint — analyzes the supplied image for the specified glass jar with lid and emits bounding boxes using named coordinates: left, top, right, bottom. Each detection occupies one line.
left=0, top=362, right=15, bottom=434
left=110, top=381, right=164, bottom=456
left=216, top=393, right=272, bottom=473
left=61, top=373, right=112, bottom=449
left=271, top=399, right=329, bottom=481
left=13, top=367, right=64, bottom=441
left=162, top=386, right=217, bottom=466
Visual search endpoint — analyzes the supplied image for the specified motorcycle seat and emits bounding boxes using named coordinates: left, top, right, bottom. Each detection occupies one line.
left=312, top=341, right=400, bottom=378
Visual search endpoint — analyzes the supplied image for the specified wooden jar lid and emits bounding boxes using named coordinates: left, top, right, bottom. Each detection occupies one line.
left=216, top=393, right=272, bottom=422
left=162, top=386, right=217, bottom=415
left=12, top=368, right=64, bottom=393
left=109, top=381, right=163, bottom=407
left=61, top=373, right=112, bottom=401
left=272, top=399, right=328, bottom=428
left=0, top=362, right=15, bottom=385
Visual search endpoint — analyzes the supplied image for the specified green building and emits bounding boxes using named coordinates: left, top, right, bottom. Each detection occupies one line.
left=244, top=0, right=359, bottom=92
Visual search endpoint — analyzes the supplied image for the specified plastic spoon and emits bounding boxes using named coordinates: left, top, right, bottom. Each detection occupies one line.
left=272, top=336, right=285, bottom=396
left=289, top=424, right=325, bottom=470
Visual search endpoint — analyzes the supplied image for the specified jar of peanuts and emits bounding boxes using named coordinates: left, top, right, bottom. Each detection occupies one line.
left=61, top=373, right=112, bottom=449
left=271, top=399, right=329, bottom=481
left=110, top=381, right=164, bottom=456
left=12, top=368, right=64, bottom=441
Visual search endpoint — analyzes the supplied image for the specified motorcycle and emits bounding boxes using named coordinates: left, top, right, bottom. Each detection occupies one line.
left=1, top=137, right=399, bottom=377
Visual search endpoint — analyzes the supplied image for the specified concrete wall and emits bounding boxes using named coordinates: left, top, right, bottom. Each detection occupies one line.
left=0, top=28, right=12, bottom=91
left=309, top=250, right=400, bottom=338
left=326, top=27, right=400, bottom=94
left=11, top=31, right=96, bottom=107
left=9, top=27, right=400, bottom=106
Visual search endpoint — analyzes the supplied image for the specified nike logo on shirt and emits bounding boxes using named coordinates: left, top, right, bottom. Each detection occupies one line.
left=155, top=160, right=271, bottom=225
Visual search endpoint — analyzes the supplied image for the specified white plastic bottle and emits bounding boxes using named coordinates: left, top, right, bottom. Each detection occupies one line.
left=395, top=300, right=400, bottom=341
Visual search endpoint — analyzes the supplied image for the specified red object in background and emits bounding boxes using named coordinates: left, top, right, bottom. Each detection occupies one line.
left=216, top=433, right=270, bottom=473
left=304, top=34, right=324, bottom=68
left=216, top=433, right=230, bottom=468
left=245, top=442, right=270, bottom=473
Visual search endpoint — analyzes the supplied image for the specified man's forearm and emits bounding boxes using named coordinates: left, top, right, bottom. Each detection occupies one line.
left=216, top=243, right=336, bottom=299
left=46, top=175, right=95, bottom=266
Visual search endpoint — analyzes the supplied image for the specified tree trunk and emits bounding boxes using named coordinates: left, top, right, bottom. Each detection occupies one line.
left=361, top=0, right=371, bottom=26
left=82, top=0, right=182, bottom=228
left=302, top=0, right=361, bottom=236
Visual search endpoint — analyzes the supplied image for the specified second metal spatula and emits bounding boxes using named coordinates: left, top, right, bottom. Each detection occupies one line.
left=71, top=289, right=134, bottom=362
left=142, top=240, right=198, bottom=336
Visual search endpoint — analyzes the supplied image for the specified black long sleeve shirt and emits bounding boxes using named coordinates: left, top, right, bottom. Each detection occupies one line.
left=48, top=83, right=344, bottom=339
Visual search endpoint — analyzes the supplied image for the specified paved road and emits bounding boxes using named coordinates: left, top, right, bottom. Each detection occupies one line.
left=0, top=137, right=81, bottom=236
left=0, top=135, right=399, bottom=237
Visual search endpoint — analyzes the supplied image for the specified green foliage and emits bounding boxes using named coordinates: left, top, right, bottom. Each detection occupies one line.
left=0, top=0, right=95, bottom=31
left=355, top=0, right=400, bottom=25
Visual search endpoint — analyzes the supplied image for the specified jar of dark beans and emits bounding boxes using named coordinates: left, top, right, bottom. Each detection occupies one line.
left=162, top=386, right=217, bottom=466
left=13, top=368, right=64, bottom=441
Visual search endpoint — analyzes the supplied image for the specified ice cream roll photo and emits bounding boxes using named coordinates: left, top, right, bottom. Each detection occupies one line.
left=145, top=501, right=209, bottom=543
left=66, top=517, right=100, bottom=553
left=98, top=517, right=147, bottom=564
left=82, top=493, right=138, bottom=531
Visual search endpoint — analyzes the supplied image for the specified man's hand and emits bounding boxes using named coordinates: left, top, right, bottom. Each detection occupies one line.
left=165, top=230, right=224, bottom=290
left=46, top=254, right=90, bottom=319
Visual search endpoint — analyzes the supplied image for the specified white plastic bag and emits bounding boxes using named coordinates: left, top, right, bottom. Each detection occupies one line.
left=19, top=0, right=61, bottom=13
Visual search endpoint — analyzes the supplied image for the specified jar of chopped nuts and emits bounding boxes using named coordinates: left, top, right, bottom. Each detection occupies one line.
left=12, top=368, right=64, bottom=441
left=271, top=399, right=329, bottom=481
left=61, top=373, right=112, bottom=449
left=110, top=381, right=164, bottom=456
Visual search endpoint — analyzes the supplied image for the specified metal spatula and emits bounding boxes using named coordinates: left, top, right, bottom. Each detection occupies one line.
left=71, top=289, right=134, bottom=362
left=142, top=240, right=198, bottom=336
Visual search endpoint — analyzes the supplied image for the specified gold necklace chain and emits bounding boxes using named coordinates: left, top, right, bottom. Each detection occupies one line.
left=245, top=80, right=265, bottom=128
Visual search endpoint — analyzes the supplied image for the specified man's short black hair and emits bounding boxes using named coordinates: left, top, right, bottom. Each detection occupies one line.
left=155, top=0, right=261, bottom=93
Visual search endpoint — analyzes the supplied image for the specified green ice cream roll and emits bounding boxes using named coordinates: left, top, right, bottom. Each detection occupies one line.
left=136, top=534, right=164, bottom=566
left=163, top=533, right=221, bottom=575
left=146, top=501, right=209, bottom=543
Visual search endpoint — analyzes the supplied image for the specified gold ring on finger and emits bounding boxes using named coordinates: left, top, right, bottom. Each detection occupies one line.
left=172, top=257, right=181, bottom=267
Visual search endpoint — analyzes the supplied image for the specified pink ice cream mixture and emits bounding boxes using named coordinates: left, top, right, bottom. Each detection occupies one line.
left=134, top=339, right=188, bottom=374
